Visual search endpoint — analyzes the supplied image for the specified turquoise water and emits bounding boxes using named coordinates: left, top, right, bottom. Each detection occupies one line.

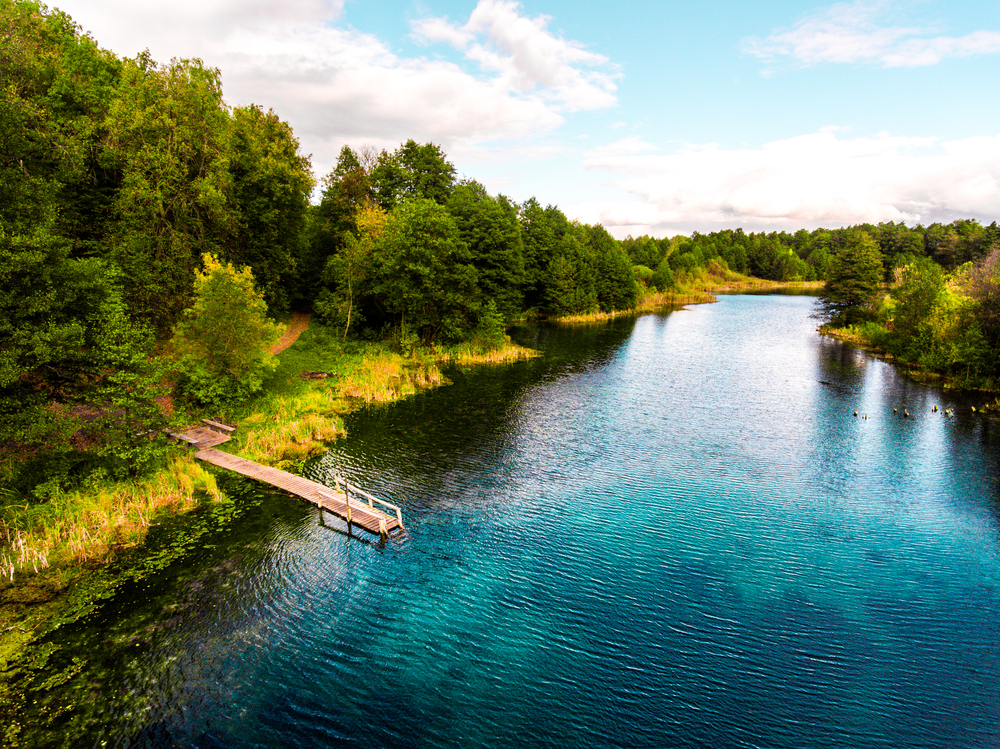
left=32, top=295, right=1000, bottom=747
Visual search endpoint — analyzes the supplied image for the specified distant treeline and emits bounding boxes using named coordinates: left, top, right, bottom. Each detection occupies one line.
left=3, top=0, right=999, bottom=485
left=622, top=219, right=1000, bottom=286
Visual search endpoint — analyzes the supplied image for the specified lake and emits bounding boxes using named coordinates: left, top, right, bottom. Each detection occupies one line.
left=29, top=294, right=1000, bottom=748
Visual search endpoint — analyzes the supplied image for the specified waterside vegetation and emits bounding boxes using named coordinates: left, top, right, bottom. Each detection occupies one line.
left=816, top=229, right=1000, bottom=392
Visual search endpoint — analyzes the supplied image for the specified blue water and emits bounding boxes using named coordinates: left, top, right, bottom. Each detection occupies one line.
left=39, top=295, right=1000, bottom=748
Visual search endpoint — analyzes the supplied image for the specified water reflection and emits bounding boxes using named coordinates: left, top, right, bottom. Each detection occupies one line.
left=25, top=295, right=1000, bottom=748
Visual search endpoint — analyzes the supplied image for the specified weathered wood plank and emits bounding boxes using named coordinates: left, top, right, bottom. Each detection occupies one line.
left=201, top=418, right=236, bottom=433
left=193, top=447, right=401, bottom=535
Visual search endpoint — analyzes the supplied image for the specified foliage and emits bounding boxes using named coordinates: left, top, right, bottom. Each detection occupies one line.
left=889, top=256, right=944, bottom=347
left=818, top=230, right=884, bottom=325
left=446, top=180, right=525, bottom=321
left=370, top=140, right=456, bottom=211
left=315, top=202, right=388, bottom=339
left=226, top=104, right=314, bottom=313
left=0, top=225, right=164, bottom=482
left=966, top=246, right=1000, bottom=348
left=171, top=254, right=283, bottom=408
left=104, top=54, right=233, bottom=328
left=652, top=258, right=675, bottom=291
left=372, top=199, right=477, bottom=347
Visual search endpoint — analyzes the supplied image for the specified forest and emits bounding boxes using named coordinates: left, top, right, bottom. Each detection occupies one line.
left=2, top=0, right=999, bottom=500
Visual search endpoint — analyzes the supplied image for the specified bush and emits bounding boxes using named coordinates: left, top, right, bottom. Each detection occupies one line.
left=171, top=254, right=283, bottom=409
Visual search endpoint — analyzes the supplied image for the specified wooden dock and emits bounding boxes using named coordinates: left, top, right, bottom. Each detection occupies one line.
left=169, top=421, right=403, bottom=537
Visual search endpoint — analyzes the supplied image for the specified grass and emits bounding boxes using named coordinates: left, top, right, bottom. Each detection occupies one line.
left=555, top=262, right=824, bottom=325
left=437, top=337, right=539, bottom=365
left=0, top=456, right=220, bottom=581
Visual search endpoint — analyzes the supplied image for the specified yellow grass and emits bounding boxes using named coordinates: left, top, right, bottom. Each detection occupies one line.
left=0, top=456, right=220, bottom=580
left=438, top=339, right=539, bottom=364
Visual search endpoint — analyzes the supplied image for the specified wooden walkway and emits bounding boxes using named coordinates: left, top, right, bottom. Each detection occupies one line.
left=169, top=420, right=402, bottom=537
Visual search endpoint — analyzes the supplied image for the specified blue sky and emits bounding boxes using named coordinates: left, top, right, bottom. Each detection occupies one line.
left=54, top=0, right=1000, bottom=236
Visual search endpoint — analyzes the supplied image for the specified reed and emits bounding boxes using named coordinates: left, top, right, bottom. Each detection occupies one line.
left=0, top=456, right=220, bottom=580
left=438, top=339, right=539, bottom=364
left=340, top=352, right=444, bottom=403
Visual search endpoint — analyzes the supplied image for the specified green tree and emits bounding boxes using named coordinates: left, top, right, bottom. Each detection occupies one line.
left=370, top=140, right=456, bottom=211
left=519, top=198, right=570, bottom=311
left=968, top=246, right=1000, bottom=351
left=316, top=202, right=388, bottom=339
left=446, top=181, right=524, bottom=320
left=586, top=224, right=638, bottom=311
left=890, top=256, right=944, bottom=345
left=226, top=104, right=313, bottom=313
left=651, top=257, right=675, bottom=291
left=171, top=254, right=283, bottom=408
left=545, top=231, right=597, bottom=315
left=86, top=295, right=166, bottom=477
left=818, top=230, right=884, bottom=324
left=104, top=54, right=233, bottom=328
left=372, top=199, right=477, bottom=346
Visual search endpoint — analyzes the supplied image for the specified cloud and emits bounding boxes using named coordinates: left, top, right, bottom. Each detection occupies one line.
left=569, top=129, right=1000, bottom=236
left=744, top=0, right=1000, bottom=67
left=57, top=0, right=616, bottom=179
left=411, top=0, right=618, bottom=111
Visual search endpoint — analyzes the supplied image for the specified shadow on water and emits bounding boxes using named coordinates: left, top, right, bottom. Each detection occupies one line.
left=14, top=297, right=1000, bottom=749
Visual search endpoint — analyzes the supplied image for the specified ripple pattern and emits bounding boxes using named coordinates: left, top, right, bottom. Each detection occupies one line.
left=41, top=295, right=1000, bottom=749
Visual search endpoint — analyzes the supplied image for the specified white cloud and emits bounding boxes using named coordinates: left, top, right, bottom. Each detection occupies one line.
left=744, top=0, right=1000, bottom=67
left=57, top=0, right=616, bottom=180
left=411, top=0, right=618, bottom=110
left=569, top=129, right=1000, bottom=236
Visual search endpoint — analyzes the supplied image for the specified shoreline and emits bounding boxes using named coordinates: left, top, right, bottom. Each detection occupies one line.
left=0, top=326, right=539, bottom=725
left=554, top=279, right=824, bottom=324
left=820, top=325, right=1000, bottom=405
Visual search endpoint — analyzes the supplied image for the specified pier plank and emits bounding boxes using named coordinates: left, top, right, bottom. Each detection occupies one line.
left=194, top=446, right=401, bottom=535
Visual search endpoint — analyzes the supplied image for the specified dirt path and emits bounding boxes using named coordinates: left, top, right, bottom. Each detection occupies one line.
left=156, top=312, right=310, bottom=416
left=269, top=311, right=310, bottom=355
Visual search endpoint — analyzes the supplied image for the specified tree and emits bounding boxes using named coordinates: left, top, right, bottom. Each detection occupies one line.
left=372, top=199, right=477, bottom=347
left=369, top=140, right=455, bottom=211
left=104, top=55, right=233, bottom=329
left=890, top=256, right=944, bottom=343
left=446, top=181, right=524, bottom=320
left=818, top=230, right=884, bottom=324
left=171, top=254, right=283, bottom=408
left=967, top=246, right=1000, bottom=350
left=226, top=104, right=313, bottom=313
left=586, top=224, right=638, bottom=311
left=316, top=202, right=388, bottom=339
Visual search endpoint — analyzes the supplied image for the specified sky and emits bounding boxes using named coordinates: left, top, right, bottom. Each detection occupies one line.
left=52, top=0, right=1000, bottom=238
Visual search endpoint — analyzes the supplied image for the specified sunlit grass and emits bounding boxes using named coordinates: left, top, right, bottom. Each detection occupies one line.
left=0, top=456, right=219, bottom=580
left=437, top=338, right=539, bottom=364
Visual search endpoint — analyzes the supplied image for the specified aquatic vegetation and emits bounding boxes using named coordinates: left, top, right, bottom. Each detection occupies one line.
left=0, top=457, right=221, bottom=580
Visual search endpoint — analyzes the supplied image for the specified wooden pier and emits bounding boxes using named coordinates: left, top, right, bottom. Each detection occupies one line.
left=169, top=421, right=403, bottom=537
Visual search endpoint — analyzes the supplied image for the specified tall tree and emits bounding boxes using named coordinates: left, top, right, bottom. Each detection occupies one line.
left=226, top=104, right=313, bottom=313
left=370, top=140, right=456, bottom=211
left=818, top=230, right=884, bottom=324
left=446, top=181, right=524, bottom=321
left=317, top=202, right=388, bottom=339
left=104, top=54, right=233, bottom=328
left=372, top=199, right=477, bottom=346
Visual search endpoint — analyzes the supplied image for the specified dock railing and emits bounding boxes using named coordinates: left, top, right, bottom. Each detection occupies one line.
left=334, top=475, right=404, bottom=527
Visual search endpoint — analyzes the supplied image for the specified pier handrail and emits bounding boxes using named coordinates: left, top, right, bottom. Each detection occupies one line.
left=334, top=475, right=404, bottom=527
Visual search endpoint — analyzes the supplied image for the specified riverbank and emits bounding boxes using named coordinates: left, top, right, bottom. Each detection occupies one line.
left=556, top=267, right=823, bottom=325
left=0, top=322, right=537, bottom=738
left=820, top=323, right=1000, bottom=408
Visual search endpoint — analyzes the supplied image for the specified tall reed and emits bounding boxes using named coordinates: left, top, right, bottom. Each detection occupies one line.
left=0, top=457, right=220, bottom=580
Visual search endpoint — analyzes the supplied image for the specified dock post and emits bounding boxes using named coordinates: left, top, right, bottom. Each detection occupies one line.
left=344, top=481, right=352, bottom=525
